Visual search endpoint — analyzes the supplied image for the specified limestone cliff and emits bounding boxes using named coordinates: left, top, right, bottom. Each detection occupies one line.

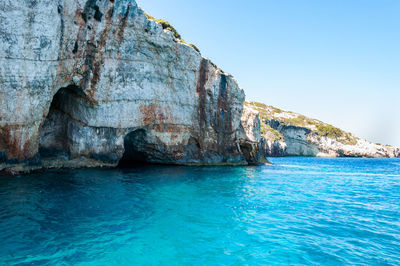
left=0, top=0, right=267, bottom=173
left=246, top=102, right=400, bottom=158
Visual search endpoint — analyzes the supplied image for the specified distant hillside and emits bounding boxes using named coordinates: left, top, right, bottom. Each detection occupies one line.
left=246, top=102, right=400, bottom=158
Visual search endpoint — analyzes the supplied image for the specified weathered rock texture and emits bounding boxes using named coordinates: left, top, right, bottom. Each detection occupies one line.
left=247, top=102, right=400, bottom=158
left=239, top=106, right=269, bottom=165
left=0, top=0, right=267, bottom=172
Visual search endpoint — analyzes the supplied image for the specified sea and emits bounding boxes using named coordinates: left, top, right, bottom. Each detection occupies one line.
left=1, top=157, right=399, bottom=265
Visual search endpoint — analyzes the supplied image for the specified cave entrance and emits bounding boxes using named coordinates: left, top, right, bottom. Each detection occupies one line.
left=39, top=85, right=86, bottom=160
left=118, top=129, right=151, bottom=167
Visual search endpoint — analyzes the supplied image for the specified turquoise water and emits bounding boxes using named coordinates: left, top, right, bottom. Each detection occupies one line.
left=1, top=158, right=400, bottom=265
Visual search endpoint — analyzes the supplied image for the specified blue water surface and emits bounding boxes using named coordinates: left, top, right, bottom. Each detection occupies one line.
left=1, top=158, right=400, bottom=265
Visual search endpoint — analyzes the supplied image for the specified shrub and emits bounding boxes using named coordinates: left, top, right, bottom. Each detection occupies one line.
left=342, top=135, right=358, bottom=146
left=316, top=124, right=343, bottom=139
left=188, top=43, right=201, bottom=54
left=144, top=13, right=182, bottom=40
left=251, top=102, right=267, bottom=109
left=155, top=19, right=182, bottom=40
left=315, top=124, right=357, bottom=145
left=261, top=124, right=284, bottom=141
left=208, top=60, right=224, bottom=73
left=145, top=13, right=202, bottom=55
left=145, top=13, right=155, bottom=20
left=283, top=117, right=307, bottom=127
left=209, top=60, right=218, bottom=69
left=270, top=106, right=283, bottom=114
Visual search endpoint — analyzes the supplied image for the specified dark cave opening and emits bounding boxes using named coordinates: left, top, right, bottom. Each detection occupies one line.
left=118, top=129, right=151, bottom=168
left=39, top=85, right=84, bottom=159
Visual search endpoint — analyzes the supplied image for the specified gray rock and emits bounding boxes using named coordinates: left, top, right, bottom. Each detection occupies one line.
left=0, top=0, right=267, bottom=173
left=246, top=102, right=400, bottom=158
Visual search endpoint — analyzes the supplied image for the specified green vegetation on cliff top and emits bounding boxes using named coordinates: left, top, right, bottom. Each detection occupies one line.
left=261, top=124, right=284, bottom=142
left=315, top=124, right=357, bottom=145
left=246, top=101, right=358, bottom=146
left=145, top=12, right=200, bottom=54
left=142, top=11, right=230, bottom=74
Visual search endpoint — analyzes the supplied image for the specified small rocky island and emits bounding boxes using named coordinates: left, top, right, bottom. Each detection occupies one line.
left=0, top=0, right=398, bottom=173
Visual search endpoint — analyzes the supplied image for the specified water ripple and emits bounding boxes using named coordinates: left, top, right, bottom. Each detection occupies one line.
left=0, top=158, right=399, bottom=264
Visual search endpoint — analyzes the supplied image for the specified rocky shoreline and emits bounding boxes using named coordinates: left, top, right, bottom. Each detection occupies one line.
left=247, top=102, right=400, bottom=158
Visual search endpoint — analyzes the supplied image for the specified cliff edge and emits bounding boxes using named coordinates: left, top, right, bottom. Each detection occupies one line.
left=0, top=0, right=267, bottom=173
left=246, top=102, right=400, bottom=158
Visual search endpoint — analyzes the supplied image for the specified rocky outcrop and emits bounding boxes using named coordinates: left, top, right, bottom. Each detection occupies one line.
left=0, top=0, right=267, bottom=173
left=239, top=106, right=269, bottom=165
left=247, top=102, right=400, bottom=158
left=264, top=140, right=287, bottom=157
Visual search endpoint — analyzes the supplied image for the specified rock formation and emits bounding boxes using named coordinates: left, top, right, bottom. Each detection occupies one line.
left=247, top=102, right=400, bottom=158
left=0, top=0, right=267, bottom=173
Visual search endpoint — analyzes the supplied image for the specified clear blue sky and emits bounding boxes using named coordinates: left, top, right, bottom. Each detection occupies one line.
left=138, top=0, right=400, bottom=146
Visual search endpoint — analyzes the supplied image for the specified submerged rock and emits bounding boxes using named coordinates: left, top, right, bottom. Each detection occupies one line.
left=0, top=0, right=267, bottom=172
left=247, top=102, right=400, bottom=158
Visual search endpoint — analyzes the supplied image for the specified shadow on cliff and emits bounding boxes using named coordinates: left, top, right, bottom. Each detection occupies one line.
left=118, top=129, right=152, bottom=168
left=39, top=85, right=89, bottom=161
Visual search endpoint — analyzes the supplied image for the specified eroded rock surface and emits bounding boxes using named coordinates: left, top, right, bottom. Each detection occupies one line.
left=0, top=0, right=266, bottom=172
left=247, top=102, right=400, bottom=158
left=239, top=106, right=269, bottom=165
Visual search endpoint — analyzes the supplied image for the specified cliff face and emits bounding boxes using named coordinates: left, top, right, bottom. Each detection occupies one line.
left=0, top=0, right=266, bottom=172
left=247, top=102, right=400, bottom=158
